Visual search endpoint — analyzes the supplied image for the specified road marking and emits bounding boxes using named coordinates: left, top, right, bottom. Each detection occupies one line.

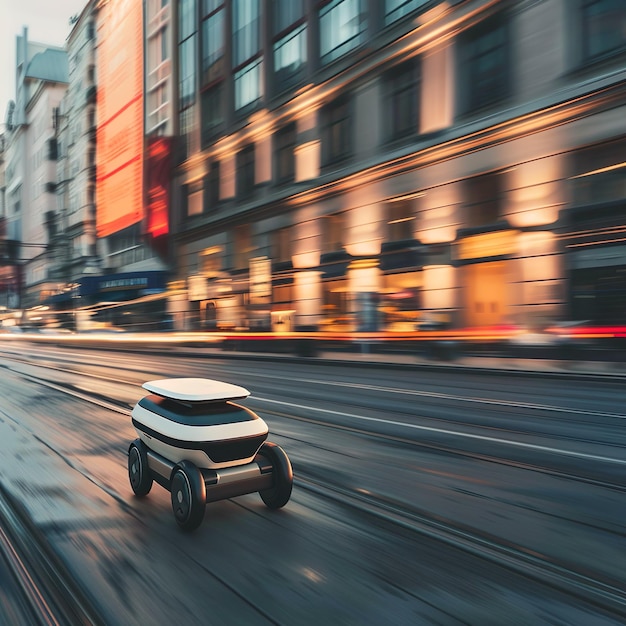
left=224, top=370, right=626, bottom=420
left=252, top=397, right=626, bottom=466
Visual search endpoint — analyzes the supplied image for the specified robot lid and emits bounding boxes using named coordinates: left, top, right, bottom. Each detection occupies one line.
left=142, top=378, right=250, bottom=402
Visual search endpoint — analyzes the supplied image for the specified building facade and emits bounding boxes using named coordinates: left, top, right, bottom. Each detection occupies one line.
left=2, top=28, right=69, bottom=310
left=46, top=1, right=100, bottom=303
left=167, top=0, right=626, bottom=333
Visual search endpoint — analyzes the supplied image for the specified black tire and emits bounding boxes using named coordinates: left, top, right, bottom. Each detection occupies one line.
left=128, top=440, right=153, bottom=497
left=170, top=462, right=206, bottom=531
left=258, top=442, right=293, bottom=509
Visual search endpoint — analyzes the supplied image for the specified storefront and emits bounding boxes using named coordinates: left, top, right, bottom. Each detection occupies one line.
left=319, top=251, right=352, bottom=330
left=43, top=270, right=169, bottom=331
left=379, top=239, right=423, bottom=331
left=454, top=225, right=517, bottom=327
left=566, top=203, right=626, bottom=324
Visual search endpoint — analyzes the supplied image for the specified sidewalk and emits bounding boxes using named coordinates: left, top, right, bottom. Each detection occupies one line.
left=11, top=332, right=626, bottom=379
left=172, top=343, right=626, bottom=379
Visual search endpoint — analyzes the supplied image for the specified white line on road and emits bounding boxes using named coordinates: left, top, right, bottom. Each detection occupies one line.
left=252, top=396, right=626, bottom=465
left=230, top=371, right=626, bottom=420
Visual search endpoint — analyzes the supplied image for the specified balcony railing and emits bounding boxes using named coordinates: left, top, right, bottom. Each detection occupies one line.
left=147, top=59, right=171, bottom=91
left=147, top=2, right=170, bottom=37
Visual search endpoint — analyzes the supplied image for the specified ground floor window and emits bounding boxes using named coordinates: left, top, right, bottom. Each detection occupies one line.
left=321, top=279, right=351, bottom=330
left=380, top=272, right=422, bottom=331
left=571, top=264, right=626, bottom=324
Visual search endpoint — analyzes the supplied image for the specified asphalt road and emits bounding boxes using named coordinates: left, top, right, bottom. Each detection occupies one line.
left=0, top=342, right=624, bottom=625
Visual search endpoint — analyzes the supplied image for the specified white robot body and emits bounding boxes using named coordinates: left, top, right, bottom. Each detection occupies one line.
left=128, top=378, right=292, bottom=531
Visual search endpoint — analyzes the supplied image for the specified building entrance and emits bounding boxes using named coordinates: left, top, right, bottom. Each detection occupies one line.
left=463, top=261, right=508, bottom=327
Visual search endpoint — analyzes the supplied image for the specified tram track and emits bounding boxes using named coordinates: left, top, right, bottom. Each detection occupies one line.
left=1, top=360, right=625, bottom=621
left=2, top=349, right=625, bottom=458
left=0, top=484, right=106, bottom=626
left=5, top=354, right=625, bottom=493
left=296, top=475, right=626, bottom=621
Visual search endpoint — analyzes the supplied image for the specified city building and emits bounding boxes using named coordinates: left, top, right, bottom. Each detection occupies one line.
left=44, top=0, right=100, bottom=310
left=82, top=0, right=170, bottom=331
left=166, top=0, right=626, bottom=332
left=0, top=128, right=17, bottom=311
left=2, top=27, right=69, bottom=310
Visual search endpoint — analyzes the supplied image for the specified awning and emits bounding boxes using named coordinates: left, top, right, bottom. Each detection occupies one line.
left=380, top=239, right=423, bottom=272
left=320, top=250, right=352, bottom=279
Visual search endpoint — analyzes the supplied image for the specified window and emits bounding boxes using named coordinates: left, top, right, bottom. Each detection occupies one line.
left=274, top=25, right=306, bottom=92
left=273, top=0, right=306, bottom=92
left=178, top=0, right=196, bottom=116
left=322, top=95, right=351, bottom=165
left=201, top=3, right=224, bottom=86
left=387, top=200, right=414, bottom=241
left=321, top=212, right=345, bottom=253
left=161, top=26, right=168, bottom=62
left=464, top=172, right=504, bottom=228
left=202, top=0, right=221, bottom=12
left=185, top=181, right=204, bottom=217
left=384, top=0, right=430, bottom=25
left=179, top=107, right=194, bottom=161
left=459, top=13, right=509, bottom=114
left=237, top=143, right=256, bottom=198
left=233, top=223, right=252, bottom=269
left=570, top=137, right=626, bottom=206
left=274, top=0, right=304, bottom=32
left=385, top=59, right=419, bottom=141
left=204, top=160, right=221, bottom=210
left=275, top=123, right=296, bottom=183
left=272, top=226, right=292, bottom=263
left=233, top=0, right=262, bottom=111
left=319, top=0, right=365, bottom=64
left=201, top=85, right=224, bottom=147
left=233, top=0, right=261, bottom=66
left=581, top=0, right=626, bottom=62
left=234, top=58, right=263, bottom=110
left=179, top=36, right=197, bottom=108
left=48, top=138, right=58, bottom=160
left=178, top=0, right=196, bottom=41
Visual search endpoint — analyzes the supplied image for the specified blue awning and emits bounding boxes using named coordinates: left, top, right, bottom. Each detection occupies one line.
left=79, top=270, right=167, bottom=297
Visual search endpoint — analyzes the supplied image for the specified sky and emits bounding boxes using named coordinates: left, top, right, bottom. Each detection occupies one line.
left=0, top=0, right=88, bottom=126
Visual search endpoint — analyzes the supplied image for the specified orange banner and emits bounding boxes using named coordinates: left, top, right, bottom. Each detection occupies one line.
left=96, top=0, right=144, bottom=238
